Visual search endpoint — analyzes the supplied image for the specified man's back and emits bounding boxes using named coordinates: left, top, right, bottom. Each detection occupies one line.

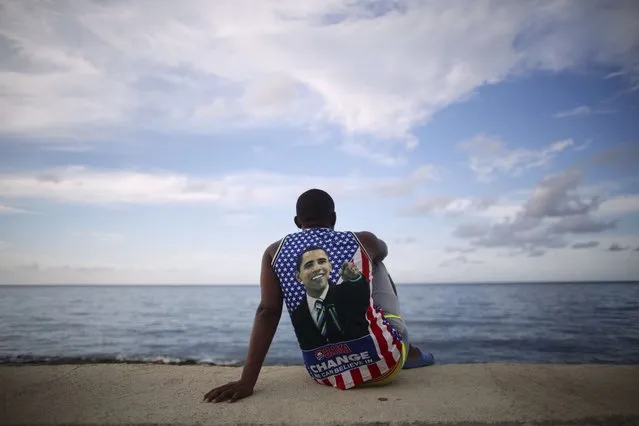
left=271, top=227, right=404, bottom=389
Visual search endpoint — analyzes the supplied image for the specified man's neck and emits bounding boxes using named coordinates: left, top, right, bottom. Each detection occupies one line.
left=302, top=224, right=333, bottom=230
left=306, top=284, right=329, bottom=299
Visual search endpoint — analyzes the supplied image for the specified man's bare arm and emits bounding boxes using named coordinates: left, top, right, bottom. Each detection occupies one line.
left=203, top=242, right=283, bottom=403
left=239, top=243, right=283, bottom=386
left=355, top=231, right=388, bottom=263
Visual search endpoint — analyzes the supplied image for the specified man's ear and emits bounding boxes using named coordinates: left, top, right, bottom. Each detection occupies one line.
left=329, top=211, right=336, bottom=228
left=295, top=271, right=301, bottom=282
left=294, top=216, right=302, bottom=229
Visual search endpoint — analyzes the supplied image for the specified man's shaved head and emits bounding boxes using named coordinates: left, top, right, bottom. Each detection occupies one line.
left=294, top=189, right=336, bottom=229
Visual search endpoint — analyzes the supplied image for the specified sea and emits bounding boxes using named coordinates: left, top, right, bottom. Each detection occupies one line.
left=1, top=282, right=638, bottom=366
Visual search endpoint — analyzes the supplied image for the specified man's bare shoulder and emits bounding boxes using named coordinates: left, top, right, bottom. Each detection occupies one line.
left=355, top=230, right=377, bottom=240
left=264, top=238, right=284, bottom=261
left=354, top=230, right=375, bottom=247
left=354, top=231, right=386, bottom=262
left=354, top=230, right=381, bottom=246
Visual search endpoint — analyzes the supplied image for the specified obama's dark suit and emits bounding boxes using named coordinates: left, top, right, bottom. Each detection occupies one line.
left=291, top=275, right=370, bottom=351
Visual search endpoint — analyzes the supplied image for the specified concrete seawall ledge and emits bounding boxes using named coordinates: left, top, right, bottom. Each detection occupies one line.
left=2, top=364, right=638, bottom=425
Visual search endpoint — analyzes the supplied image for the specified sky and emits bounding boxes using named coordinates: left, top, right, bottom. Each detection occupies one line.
left=0, top=0, right=638, bottom=285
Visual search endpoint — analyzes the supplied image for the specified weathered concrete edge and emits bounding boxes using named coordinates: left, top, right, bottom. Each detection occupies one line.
left=4, top=416, right=639, bottom=426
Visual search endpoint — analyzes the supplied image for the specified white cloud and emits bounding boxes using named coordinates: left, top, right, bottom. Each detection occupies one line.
left=460, top=136, right=576, bottom=181
left=604, top=63, right=639, bottom=92
left=375, top=165, right=439, bottom=196
left=0, top=204, right=29, bottom=214
left=0, top=241, right=11, bottom=251
left=475, top=203, right=522, bottom=221
left=241, top=74, right=300, bottom=118
left=400, top=195, right=497, bottom=216
left=0, top=264, right=218, bottom=285
left=451, top=169, right=629, bottom=255
left=554, top=105, right=592, bottom=118
left=598, top=195, right=639, bottom=216
left=1, top=0, right=638, bottom=160
left=0, top=163, right=436, bottom=207
left=552, top=105, right=616, bottom=118
left=337, top=140, right=409, bottom=166
left=40, top=144, right=96, bottom=153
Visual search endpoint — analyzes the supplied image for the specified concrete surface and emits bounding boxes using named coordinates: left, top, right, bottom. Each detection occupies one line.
left=1, top=364, right=638, bottom=425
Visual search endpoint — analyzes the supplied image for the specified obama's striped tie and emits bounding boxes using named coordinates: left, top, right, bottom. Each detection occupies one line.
left=314, top=299, right=328, bottom=337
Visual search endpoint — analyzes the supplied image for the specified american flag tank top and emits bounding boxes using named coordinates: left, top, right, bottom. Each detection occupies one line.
left=271, top=227, right=403, bottom=389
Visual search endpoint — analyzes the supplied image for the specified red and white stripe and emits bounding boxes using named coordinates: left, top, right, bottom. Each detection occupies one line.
left=316, top=239, right=403, bottom=390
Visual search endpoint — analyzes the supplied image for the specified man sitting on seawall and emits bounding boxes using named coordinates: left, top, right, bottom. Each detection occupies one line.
left=204, top=189, right=434, bottom=403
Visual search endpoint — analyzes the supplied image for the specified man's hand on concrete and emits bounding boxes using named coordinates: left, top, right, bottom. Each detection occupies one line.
left=203, top=380, right=254, bottom=403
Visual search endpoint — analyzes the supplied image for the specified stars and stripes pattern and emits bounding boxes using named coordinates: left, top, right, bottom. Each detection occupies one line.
left=272, top=228, right=404, bottom=390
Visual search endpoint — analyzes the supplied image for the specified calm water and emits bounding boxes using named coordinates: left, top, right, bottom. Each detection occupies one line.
left=1, top=283, right=638, bottom=365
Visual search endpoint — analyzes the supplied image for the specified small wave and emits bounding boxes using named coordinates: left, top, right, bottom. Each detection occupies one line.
left=0, top=354, right=244, bottom=366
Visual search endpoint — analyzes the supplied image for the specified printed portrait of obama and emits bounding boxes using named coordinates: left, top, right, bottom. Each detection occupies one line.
left=291, top=245, right=371, bottom=350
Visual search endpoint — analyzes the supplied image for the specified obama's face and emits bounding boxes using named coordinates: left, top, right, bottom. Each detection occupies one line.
left=296, top=248, right=332, bottom=293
